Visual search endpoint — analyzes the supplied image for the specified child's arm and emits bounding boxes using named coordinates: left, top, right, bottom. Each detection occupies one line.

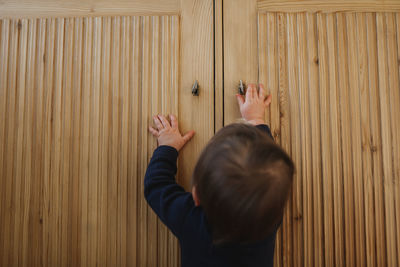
left=236, top=83, right=273, bottom=138
left=145, top=114, right=195, bottom=237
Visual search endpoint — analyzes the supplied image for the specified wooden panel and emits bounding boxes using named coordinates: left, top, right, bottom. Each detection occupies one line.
left=253, top=11, right=400, bottom=267
left=0, top=0, right=180, bottom=18
left=258, top=0, right=400, bottom=13
left=223, top=0, right=258, bottom=125
left=0, top=15, right=186, bottom=267
left=179, top=0, right=214, bottom=190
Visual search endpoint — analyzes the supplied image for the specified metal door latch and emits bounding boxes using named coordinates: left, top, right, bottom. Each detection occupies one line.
left=192, top=80, right=199, bottom=96
left=238, top=80, right=245, bottom=95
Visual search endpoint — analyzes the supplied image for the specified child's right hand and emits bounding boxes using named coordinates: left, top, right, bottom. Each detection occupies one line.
left=236, top=83, right=272, bottom=126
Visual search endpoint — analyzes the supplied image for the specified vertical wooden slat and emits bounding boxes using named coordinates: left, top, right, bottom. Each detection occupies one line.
left=271, top=13, right=283, bottom=267
left=69, top=16, right=83, bottom=267
left=99, top=16, right=111, bottom=267
left=13, top=18, right=28, bottom=267
left=326, top=13, right=345, bottom=267
left=287, top=13, right=303, bottom=267
left=366, top=12, right=387, bottom=267
left=376, top=12, right=398, bottom=267
left=258, top=13, right=270, bottom=127
left=0, top=19, right=9, bottom=264
left=42, top=18, right=55, bottom=267
left=0, top=18, right=5, bottom=263
left=170, top=15, right=180, bottom=267
left=30, top=18, right=46, bottom=267
left=138, top=15, right=150, bottom=267
left=356, top=12, right=376, bottom=267
left=88, top=16, right=101, bottom=267
left=127, top=15, right=140, bottom=267
left=318, top=12, right=336, bottom=267
left=80, top=16, right=92, bottom=267
left=395, top=12, right=400, bottom=262
left=306, top=13, right=324, bottom=267
left=2, top=19, right=19, bottom=267
left=214, top=0, right=224, bottom=132
left=21, top=18, right=36, bottom=267
left=159, top=15, right=170, bottom=266
left=385, top=13, right=400, bottom=265
left=336, top=13, right=356, bottom=267
left=297, top=12, right=313, bottom=267
left=346, top=13, right=366, bottom=267
left=50, top=17, right=64, bottom=266
left=108, top=16, right=120, bottom=267
left=277, top=12, right=292, bottom=267
left=148, top=15, right=160, bottom=267
left=119, top=15, right=129, bottom=267
left=266, top=13, right=280, bottom=143
left=60, top=17, right=73, bottom=267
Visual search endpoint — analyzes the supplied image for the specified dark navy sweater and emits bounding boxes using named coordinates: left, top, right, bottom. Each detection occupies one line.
left=144, top=124, right=278, bottom=267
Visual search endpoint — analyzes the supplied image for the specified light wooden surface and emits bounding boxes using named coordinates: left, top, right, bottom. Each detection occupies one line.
left=0, top=1, right=214, bottom=263
left=258, top=0, right=400, bottom=13
left=258, top=11, right=398, bottom=267
left=214, top=0, right=224, bottom=132
left=223, top=0, right=258, bottom=125
left=224, top=1, right=400, bottom=265
left=0, top=0, right=180, bottom=18
left=179, top=0, right=214, bottom=190
left=0, top=15, right=172, bottom=266
left=1, top=1, right=400, bottom=267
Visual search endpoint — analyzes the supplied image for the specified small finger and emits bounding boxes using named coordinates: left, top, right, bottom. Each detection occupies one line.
left=153, top=115, right=164, bottom=130
left=170, top=114, right=178, bottom=129
left=182, top=130, right=195, bottom=143
left=236, top=94, right=244, bottom=107
left=251, top=84, right=257, bottom=98
left=259, top=84, right=266, bottom=100
left=246, top=84, right=254, bottom=102
left=158, top=114, right=171, bottom=129
left=264, top=94, right=272, bottom=107
left=149, top=126, right=159, bottom=137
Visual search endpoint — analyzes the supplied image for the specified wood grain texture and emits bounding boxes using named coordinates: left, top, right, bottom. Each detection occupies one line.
left=376, top=12, right=398, bottom=267
left=258, top=0, right=400, bottom=13
left=0, top=0, right=180, bottom=18
left=223, top=0, right=258, bottom=125
left=286, top=13, right=303, bottom=267
left=365, top=13, right=387, bottom=267
left=179, top=0, right=214, bottom=190
left=325, top=12, right=344, bottom=266
left=214, top=0, right=224, bottom=132
left=0, top=14, right=191, bottom=267
left=237, top=10, right=400, bottom=267
left=306, top=13, right=324, bottom=267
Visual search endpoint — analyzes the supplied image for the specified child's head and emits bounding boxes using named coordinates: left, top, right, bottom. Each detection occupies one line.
left=192, top=123, right=294, bottom=245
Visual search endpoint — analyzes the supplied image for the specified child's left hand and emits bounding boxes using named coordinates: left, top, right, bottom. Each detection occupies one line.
left=149, top=114, right=195, bottom=152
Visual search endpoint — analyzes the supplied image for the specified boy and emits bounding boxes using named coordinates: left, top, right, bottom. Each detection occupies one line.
left=145, top=83, right=294, bottom=266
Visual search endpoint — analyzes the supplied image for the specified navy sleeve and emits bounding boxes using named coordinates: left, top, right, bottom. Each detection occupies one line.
left=255, top=124, right=274, bottom=140
left=144, top=145, right=195, bottom=238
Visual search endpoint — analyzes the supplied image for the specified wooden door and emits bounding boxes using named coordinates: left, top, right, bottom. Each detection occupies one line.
left=0, top=0, right=214, bottom=266
left=220, top=0, right=400, bottom=266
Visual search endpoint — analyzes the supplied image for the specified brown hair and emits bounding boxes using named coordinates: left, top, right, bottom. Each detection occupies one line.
left=192, top=123, right=294, bottom=245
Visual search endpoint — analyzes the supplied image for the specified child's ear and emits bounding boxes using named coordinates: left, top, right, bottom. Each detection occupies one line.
left=192, top=186, right=200, bottom=207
